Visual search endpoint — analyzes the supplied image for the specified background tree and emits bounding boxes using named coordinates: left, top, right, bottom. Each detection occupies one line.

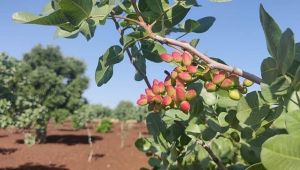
left=0, top=45, right=89, bottom=143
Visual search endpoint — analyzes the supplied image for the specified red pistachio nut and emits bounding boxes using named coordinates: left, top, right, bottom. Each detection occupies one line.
left=176, top=86, right=186, bottom=101
left=186, top=89, right=197, bottom=101
left=187, top=65, right=197, bottom=74
left=162, top=96, right=173, bottom=107
left=172, top=51, right=182, bottom=63
left=178, top=72, right=192, bottom=82
left=145, top=88, right=155, bottom=96
left=152, top=84, right=161, bottom=95
left=153, top=95, right=163, bottom=104
left=182, top=52, right=193, bottom=66
left=175, top=78, right=185, bottom=88
left=166, top=85, right=176, bottom=97
left=180, top=101, right=190, bottom=113
left=153, top=79, right=159, bottom=86
left=160, top=53, right=173, bottom=62
left=137, top=95, right=148, bottom=106
left=220, top=78, right=235, bottom=90
left=212, top=71, right=226, bottom=85
left=158, top=82, right=165, bottom=94
left=205, top=81, right=217, bottom=92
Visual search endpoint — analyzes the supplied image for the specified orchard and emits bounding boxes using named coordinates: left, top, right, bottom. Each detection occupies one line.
left=6, top=0, right=300, bottom=169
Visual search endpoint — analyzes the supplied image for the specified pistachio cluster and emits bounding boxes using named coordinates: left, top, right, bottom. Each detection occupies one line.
left=137, top=50, right=254, bottom=112
left=137, top=51, right=198, bottom=113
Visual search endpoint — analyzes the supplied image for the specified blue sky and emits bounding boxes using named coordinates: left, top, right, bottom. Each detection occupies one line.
left=0, top=0, right=299, bottom=107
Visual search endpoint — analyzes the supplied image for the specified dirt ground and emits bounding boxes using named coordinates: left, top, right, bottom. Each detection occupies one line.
left=0, top=121, right=149, bottom=170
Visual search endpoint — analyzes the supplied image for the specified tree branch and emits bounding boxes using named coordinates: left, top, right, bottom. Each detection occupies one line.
left=151, top=35, right=262, bottom=84
left=109, top=13, right=262, bottom=84
left=196, top=139, right=227, bottom=170
left=110, top=13, right=151, bottom=88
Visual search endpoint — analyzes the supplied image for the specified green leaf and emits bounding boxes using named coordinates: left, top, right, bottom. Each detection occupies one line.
left=200, top=88, right=217, bottom=106
left=135, top=137, right=152, bottom=152
left=287, top=90, right=300, bottom=112
left=293, top=67, right=300, bottom=90
left=218, top=112, right=229, bottom=127
left=260, top=83, right=277, bottom=104
left=141, top=41, right=166, bottom=63
left=277, top=28, right=295, bottom=74
left=131, top=46, right=146, bottom=81
left=79, top=19, right=96, bottom=40
left=261, top=57, right=278, bottom=84
left=55, top=27, right=79, bottom=39
left=90, top=0, right=115, bottom=23
left=237, top=91, right=269, bottom=126
left=184, top=17, right=215, bottom=33
left=163, top=109, right=189, bottom=123
left=12, top=11, right=68, bottom=25
left=259, top=5, right=282, bottom=59
left=286, top=110, right=300, bottom=134
left=269, top=76, right=291, bottom=96
left=165, top=4, right=190, bottom=27
left=95, top=45, right=124, bottom=87
left=106, top=45, right=124, bottom=65
left=211, top=137, right=235, bottom=161
left=261, top=135, right=300, bottom=170
left=59, top=0, right=93, bottom=26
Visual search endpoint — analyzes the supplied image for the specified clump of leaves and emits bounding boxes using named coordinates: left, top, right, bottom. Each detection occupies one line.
left=96, top=119, right=113, bottom=133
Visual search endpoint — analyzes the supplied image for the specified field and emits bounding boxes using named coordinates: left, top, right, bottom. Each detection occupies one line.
left=0, top=121, right=148, bottom=170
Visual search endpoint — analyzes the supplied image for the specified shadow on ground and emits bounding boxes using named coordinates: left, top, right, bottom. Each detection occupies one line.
left=0, top=148, right=17, bottom=155
left=16, top=135, right=103, bottom=145
left=0, top=163, right=68, bottom=170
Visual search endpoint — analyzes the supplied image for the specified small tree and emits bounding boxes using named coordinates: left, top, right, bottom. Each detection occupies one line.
left=0, top=46, right=89, bottom=143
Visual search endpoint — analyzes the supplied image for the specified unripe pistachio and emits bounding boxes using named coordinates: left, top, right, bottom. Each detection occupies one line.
left=229, top=89, right=242, bottom=100
left=160, top=53, right=173, bottom=62
left=220, top=78, right=235, bottom=90
left=152, top=84, right=160, bottom=95
left=243, top=79, right=254, bottom=87
left=212, top=71, right=226, bottom=85
left=178, top=72, right=192, bottom=82
left=171, top=71, right=178, bottom=79
left=137, top=95, right=148, bottom=106
left=145, top=88, right=155, bottom=96
left=162, top=96, right=172, bottom=107
left=175, top=78, right=185, bottom=88
left=176, top=87, right=186, bottom=101
left=186, top=89, right=197, bottom=101
left=182, top=52, right=193, bottom=66
left=175, top=66, right=187, bottom=72
left=187, top=65, right=197, bottom=74
left=153, top=79, right=159, bottom=86
left=204, top=81, right=217, bottom=92
left=166, top=85, right=176, bottom=97
left=158, top=82, right=165, bottom=94
left=172, top=51, right=182, bottom=63
left=180, top=101, right=190, bottom=113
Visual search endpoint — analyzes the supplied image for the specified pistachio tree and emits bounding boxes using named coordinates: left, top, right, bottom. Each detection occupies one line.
left=13, top=0, right=300, bottom=169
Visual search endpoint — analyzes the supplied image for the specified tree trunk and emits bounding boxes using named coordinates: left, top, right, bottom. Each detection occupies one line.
left=35, top=127, right=47, bottom=144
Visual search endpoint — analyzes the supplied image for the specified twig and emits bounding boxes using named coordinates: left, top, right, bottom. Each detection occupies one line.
left=196, top=139, right=227, bottom=170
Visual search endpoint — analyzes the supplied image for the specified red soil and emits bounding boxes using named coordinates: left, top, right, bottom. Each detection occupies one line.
left=0, top=122, right=149, bottom=170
